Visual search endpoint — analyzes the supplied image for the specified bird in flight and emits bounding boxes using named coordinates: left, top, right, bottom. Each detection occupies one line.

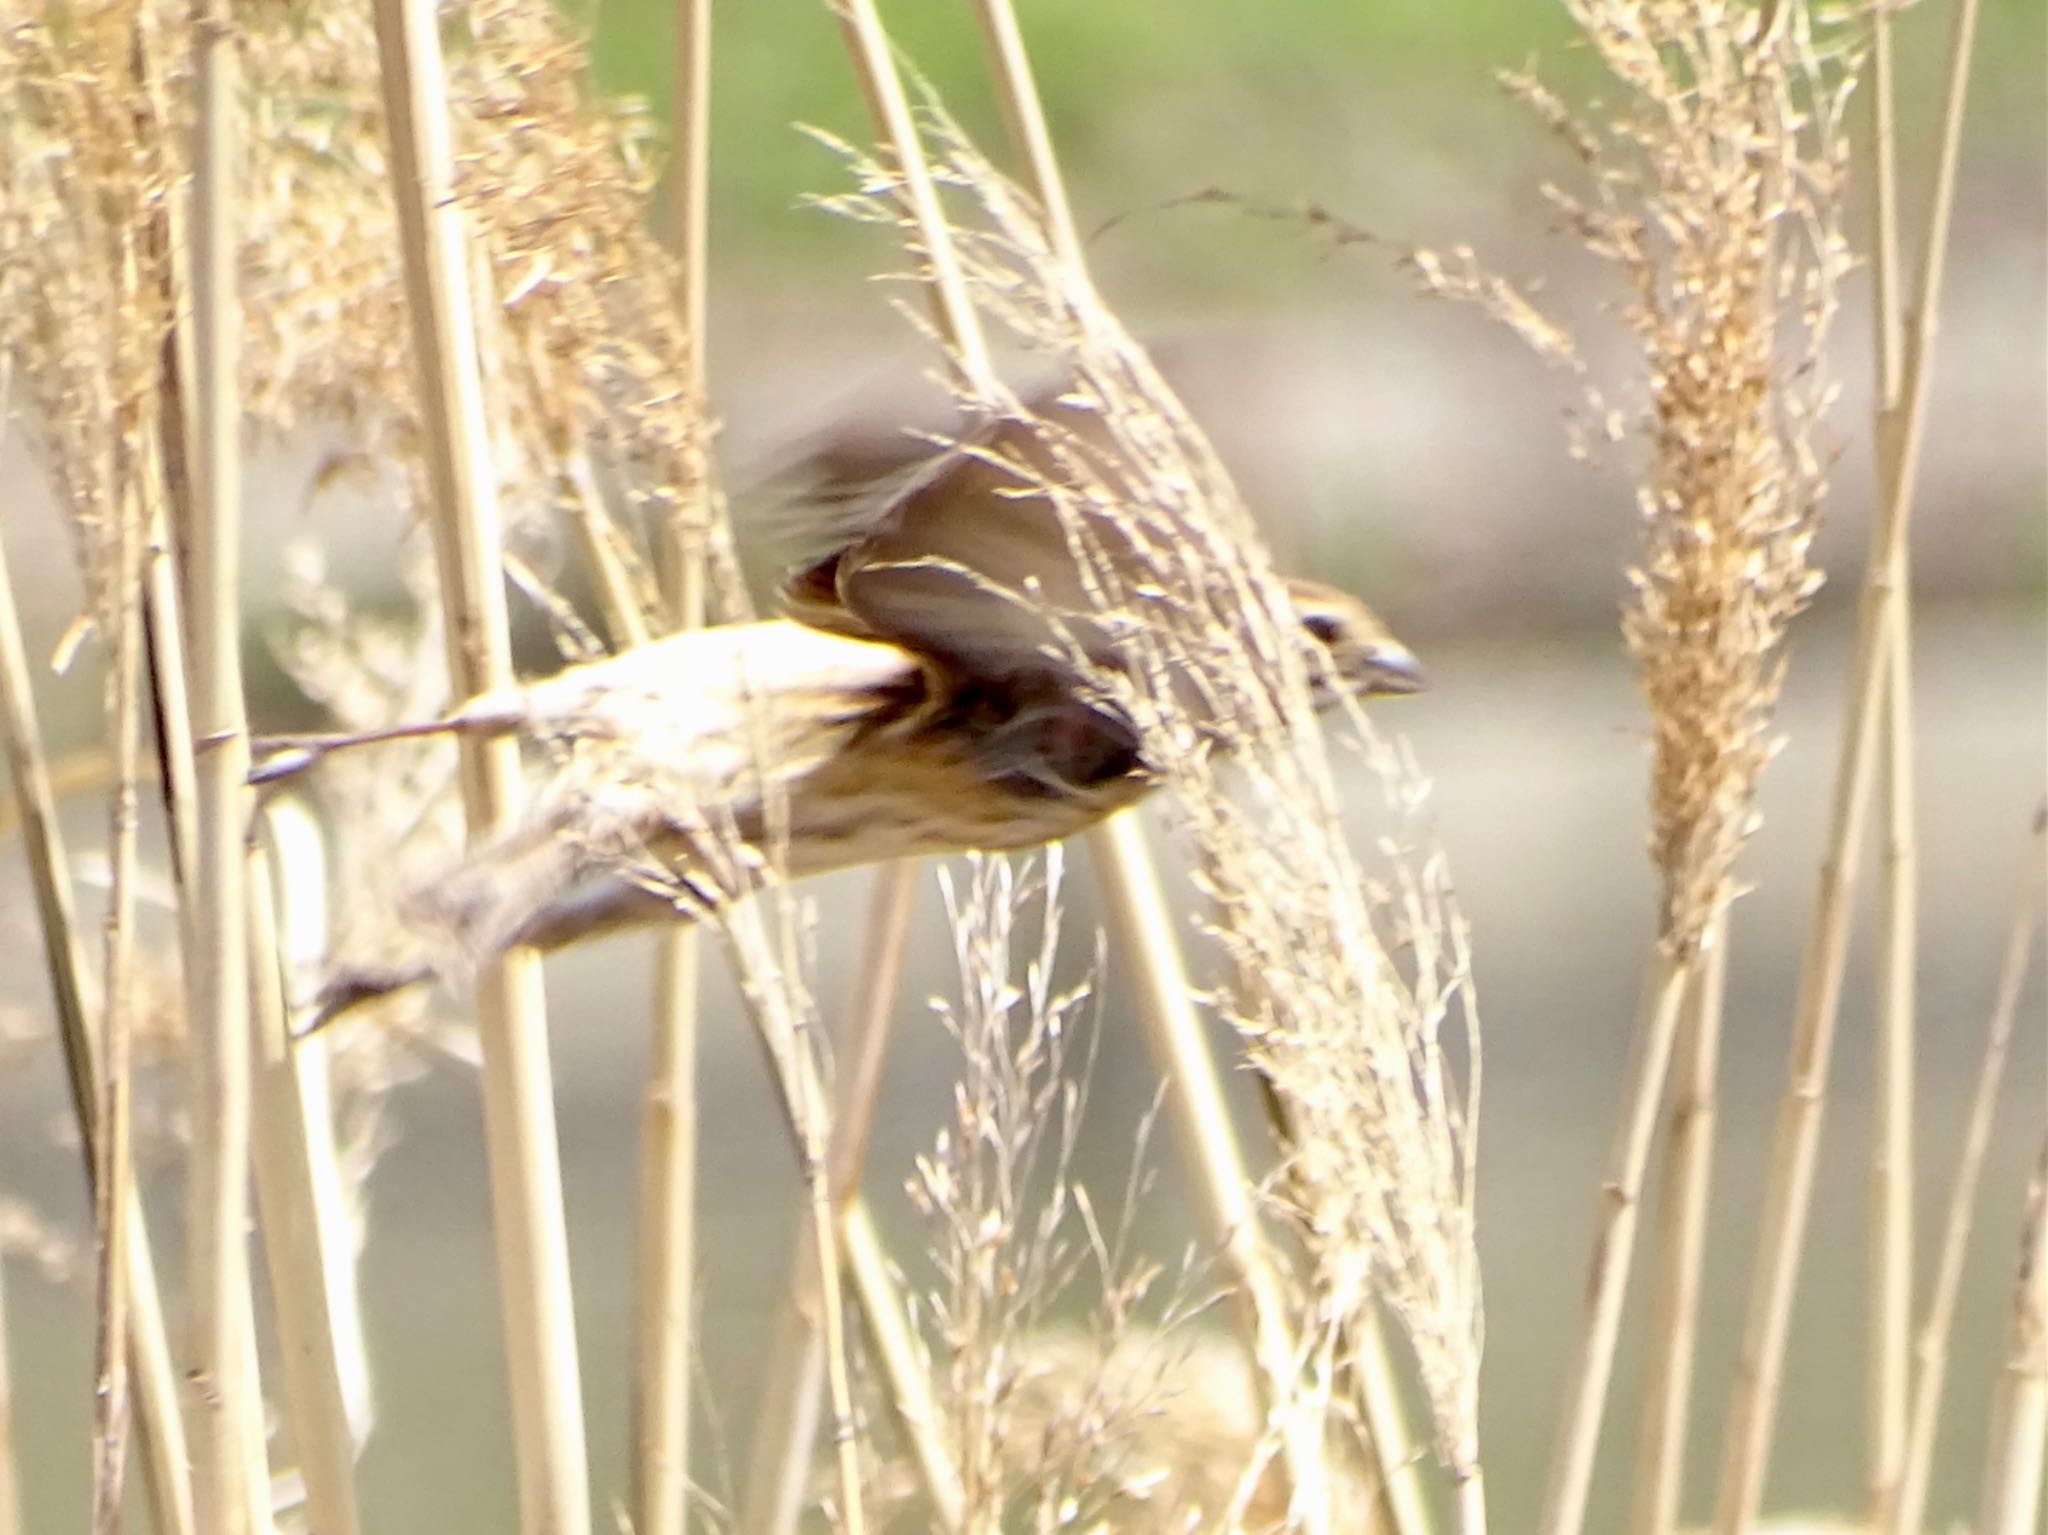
left=268, top=393, right=1423, bottom=1025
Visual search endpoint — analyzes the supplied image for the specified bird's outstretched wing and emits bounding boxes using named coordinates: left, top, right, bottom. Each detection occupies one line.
left=781, top=394, right=1158, bottom=684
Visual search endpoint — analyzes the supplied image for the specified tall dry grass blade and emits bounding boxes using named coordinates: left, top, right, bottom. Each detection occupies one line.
left=1632, top=921, right=1730, bottom=1535
left=1978, top=1130, right=2048, bottom=1535
left=713, top=915, right=867, bottom=1535
left=629, top=0, right=716, bottom=1518
left=1863, top=10, right=1916, bottom=1520
left=368, top=3, right=591, bottom=1529
left=964, top=0, right=1081, bottom=269
left=794, top=11, right=1010, bottom=1525
left=184, top=2, right=263, bottom=1523
left=842, top=1205, right=968, bottom=1530
left=962, top=4, right=1403, bottom=1520
left=92, top=474, right=146, bottom=1535
left=260, top=802, right=376, bottom=1447
left=1540, top=950, right=1690, bottom=1535
left=632, top=918, right=699, bottom=1535
left=0, top=1250, right=15, bottom=1535
left=0, top=498, right=193, bottom=1535
left=244, top=834, right=365, bottom=1535
left=739, top=860, right=919, bottom=1535
left=1711, top=4, right=1981, bottom=1525
left=1087, top=816, right=1341, bottom=1534
left=628, top=0, right=717, bottom=1519
left=1885, top=810, right=2045, bottom=1535
left=830, top=0, right=993, bottom=388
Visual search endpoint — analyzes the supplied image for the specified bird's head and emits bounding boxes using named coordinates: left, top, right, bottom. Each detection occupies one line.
left=1283, top=578, right=1426, bottom=706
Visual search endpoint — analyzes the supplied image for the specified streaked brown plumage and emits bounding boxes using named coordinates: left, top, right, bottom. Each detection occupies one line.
left=291, top=398, right=1422, bottom=1025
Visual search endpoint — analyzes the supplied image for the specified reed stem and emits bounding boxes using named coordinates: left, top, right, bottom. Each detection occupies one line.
left=1710, top=4, right=1981, bottom=1524
left=370, top=2, right=591, bottom=1526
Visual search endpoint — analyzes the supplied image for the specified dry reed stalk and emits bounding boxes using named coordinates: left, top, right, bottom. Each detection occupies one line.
left=368, top=3, right=591, bottom=1530
left=1632, top=920, right=1729, bottom=1535
left=840, top=1203, right=968, bottom=1528
left=92, top=454, right=147, bottom=1535
left=0, top=471, right=192, bottom=1535
left=183, top=2, right=263, bottom=1523
left=625, top=6, right=712, bottom=1516
left=1862, top=10, right=1915, bottom=1519
left=244, top=835, right=366, bottom=1535
left=739, top=860, right=921, bottom=1535
left=830, top=0, right=995, bottom=390
left=1978, top=1131, right=2048, bottom=1535
left=1542, top=951, right=1690, bottom=1535
left=1712, top=3, right=1980, bottom=1525
left=711, top=906, right=868, bottom=1535
left=1884, top=811, right=2045, bottom=1535
left=259, top=800, right=378, bottom=1449
left=0, top=1251, right=14, bottom=1535
left=956, top=4, right=1421, bottom=1522
left=1086, top=820, right=1339, bottom=1529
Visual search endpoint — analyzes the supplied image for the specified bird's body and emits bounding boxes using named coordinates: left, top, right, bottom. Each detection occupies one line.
left=286, top=395, right=1422, bottom=1025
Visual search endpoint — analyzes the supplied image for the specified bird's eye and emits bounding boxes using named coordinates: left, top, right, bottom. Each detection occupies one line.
left=1303, top=611, right=1343, bottom=645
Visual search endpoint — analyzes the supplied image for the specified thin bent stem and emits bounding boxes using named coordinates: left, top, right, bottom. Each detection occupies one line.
left=245, top=836, right=366, bottom=1535
left=92, top=484, right=145, bottom=1535
left=1087, top=816, right=1342, bottom=1534
left=968, top=1, right=1377, bottom=1520
left=0, top=1254, right=16, bottom=1535
left=0, top=494, right=194, bottom=1535
left=739, top=860, right=920, bottom=1535
left=1977, top=1130, right=2048, bottom=1535
left=1886, top=813, right=2045, bottom=1535
left=831, top=0, right=993, bottom=387
left=628, top=2, right=714, bottom=1519
left=1710, top=4, right=1981, bottom=1526
left=1540, top=944, right=1691, bottom=1535
left=1863, top=10, right=1915, bottom=1520
left=1632, top=920, right=1729, bottom=1535
left=370, top=2, right=591, bottom=1529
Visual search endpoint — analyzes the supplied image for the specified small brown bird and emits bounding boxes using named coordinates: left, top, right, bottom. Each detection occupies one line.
left=286, top=397, right=1422, bottom=1024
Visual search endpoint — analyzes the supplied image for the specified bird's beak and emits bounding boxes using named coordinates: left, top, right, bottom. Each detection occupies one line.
left=1363, top=642, right=1428, bottom=697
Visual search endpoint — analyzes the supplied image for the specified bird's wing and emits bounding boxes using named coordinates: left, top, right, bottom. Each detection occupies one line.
left=779, top=395, right=1155, bottom=682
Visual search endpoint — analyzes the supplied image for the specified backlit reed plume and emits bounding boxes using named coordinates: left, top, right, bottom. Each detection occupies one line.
left=1511, top=2, right=1853, bottom=953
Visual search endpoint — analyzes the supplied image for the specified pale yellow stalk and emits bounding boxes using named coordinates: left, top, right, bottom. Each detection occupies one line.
left=0, top=486, right=194, bottom=1535
left=369, top=3, right=591, bottom=1529
left=739, top=861, right=921, bottom=1535
left=1540, top=950, right=1691, bottom=1535
left=629, top=4, right=714, bottom=1522
left=1863, top=11, right=1916, bottom=1519
left=1977, top=1132, right=2048, bottom=1535
left=1711, top=4, right=1981, bottom=1525
left=245, top=834, right=365, bottom=1535
left=1632, top=923, right=1729, bottom=1535
left=1886, top=814, right=2044, bottom=1535
left=186, top=2, right=263, bottom=1523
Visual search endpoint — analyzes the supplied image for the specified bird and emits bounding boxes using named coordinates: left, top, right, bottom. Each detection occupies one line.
left=279, top=393, right=1423, bottom=1026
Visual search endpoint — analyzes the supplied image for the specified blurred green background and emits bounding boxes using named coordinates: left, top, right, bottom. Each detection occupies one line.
left=2, top=1, right=2043, bottom=1530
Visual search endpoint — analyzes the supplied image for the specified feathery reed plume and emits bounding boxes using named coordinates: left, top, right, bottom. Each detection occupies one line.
left=1395, top=9, right=1855, bottom=1530
left=819, top=110, right=1487, bottom=1526
left=1504, top=13, right=1851, bottom=960
left=890, top=849, right=1282, bottom=1530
